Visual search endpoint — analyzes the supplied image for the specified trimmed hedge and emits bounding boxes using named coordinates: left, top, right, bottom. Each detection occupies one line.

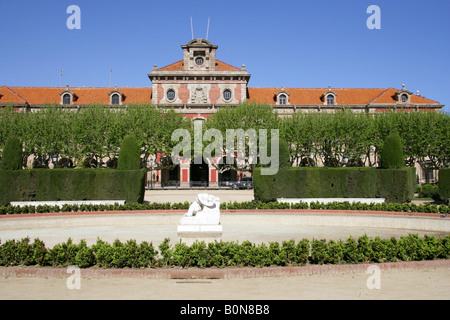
left=380, top=132, right=404, bottom=169
left=1, top=200, right=448, bottom=215
left=117, top=135, right=141, bottom=170
left=439, top=169, right=450, bottom=204
left=0, top=169, right=146, bottom=206
left=0, top=137, right=23, bottom=170
left=1, top=234, right=449, bottom=268
left=254, top=167, right=416, bottom=203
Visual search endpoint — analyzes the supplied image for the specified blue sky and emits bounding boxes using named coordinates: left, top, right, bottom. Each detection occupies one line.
left=0, top=0, right=449, bottom=112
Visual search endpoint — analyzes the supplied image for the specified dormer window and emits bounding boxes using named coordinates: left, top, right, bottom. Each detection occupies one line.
left=62, top=93, right=71, bottom=105
left=111, top=94, right=120, bottom=105
left=395, top=84, right=412, bottom=104
left=326, top=94, right=335, bottom=105
left=60, top=85, right=76, bottom=105
left=322, top=87, right=337, bottom=105
left=109, top=86, right=124, bottom=105
left=275, top=87, right=290, bottom=105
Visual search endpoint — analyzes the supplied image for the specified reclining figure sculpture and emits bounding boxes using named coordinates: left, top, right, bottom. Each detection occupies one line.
left=179, top=193, right=221, bottom=226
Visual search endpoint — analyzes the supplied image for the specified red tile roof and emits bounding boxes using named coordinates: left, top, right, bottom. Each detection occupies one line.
left=368, top=87, right=438, bottom=104
left=247, top=87, right=440, bottom=105
left=0, top=86, right=28, bottom=104
left=0, top=86, right=152, bottom=105
left=0, top=86, right=439, bottom=106
left=158, top=59, right=240, bottom=71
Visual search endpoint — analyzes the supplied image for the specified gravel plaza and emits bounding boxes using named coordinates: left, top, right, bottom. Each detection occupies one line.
left=0, top=190, right=449, bottom=300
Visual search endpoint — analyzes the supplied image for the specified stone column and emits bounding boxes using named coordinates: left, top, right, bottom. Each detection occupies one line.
left=180, top=162, right=190, bottom=188
left=209, top=164, right=218, bottom=188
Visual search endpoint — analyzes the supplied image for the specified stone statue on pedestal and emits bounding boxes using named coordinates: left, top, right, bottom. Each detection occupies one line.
left=177, top=193, right=222, bottom=239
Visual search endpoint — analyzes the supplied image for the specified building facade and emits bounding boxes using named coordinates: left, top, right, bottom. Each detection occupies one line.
left=0, top=39, right=445, bottom=187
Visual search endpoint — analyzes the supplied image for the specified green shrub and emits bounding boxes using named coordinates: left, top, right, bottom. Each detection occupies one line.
left=439, top=169, right=450, bottom=204
left=343, top=236, right=360, bottom=263
left=158, top=238, right=173, bottom=267
left=1, top=235, right=449, bottom=268
left=0, top=136, right=23, bottom=170
left=2, top=198, right=449, bottom=215
left=0, top=168, right=146, bottom=206
left=0, top=239, right=19, bottom=266
left=117, top=135, right=141, bottom=170
left=418, top=184, right=440, bottom=200
left=138, top=241, right=158, bottom=268
left=254, top=167, right=415, bottom=203
left=309, top=239, right=329, bottom=264
left=47, top=238, right=79, bottom=267
left=380, top=132, right=404, bottom=169
left=277, top=138, right=291, bottom=169
left=326, top=240, right=345, bottom=264
left=73, top=240, right=95, bottom=268
left=32, top=238, right=49, bottom=266
left=91, top=238, right=113, bottom=268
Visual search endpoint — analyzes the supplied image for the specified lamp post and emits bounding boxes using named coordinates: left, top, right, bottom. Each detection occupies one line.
left=343, top=155, right=349, bottom=167
left=51, top=154, right=58, bottom=169
left=150, top=158, right=155, bottom=189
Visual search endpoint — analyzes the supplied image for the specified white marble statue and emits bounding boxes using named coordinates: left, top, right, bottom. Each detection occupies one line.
left=179, top=193, right=221, bottom=226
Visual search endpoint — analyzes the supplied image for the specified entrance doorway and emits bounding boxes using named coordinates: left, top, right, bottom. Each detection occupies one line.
left=190, top=157, right=209, bottom=187
left=161, top=165, right=180, bottom=187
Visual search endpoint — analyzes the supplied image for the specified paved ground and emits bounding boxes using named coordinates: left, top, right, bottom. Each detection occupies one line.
left=1, top=264, right=449, bottom=300
left=144, top=189, right=255, bottom=203
left=0, top=190, right=449, bottom=301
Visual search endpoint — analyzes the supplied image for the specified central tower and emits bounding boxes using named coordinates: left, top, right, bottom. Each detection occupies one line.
left=182, top=38, right=218, bottom=71
left=148, top=39, right=250, bottom=112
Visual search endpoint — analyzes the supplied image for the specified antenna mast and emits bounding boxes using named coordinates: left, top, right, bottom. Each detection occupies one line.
left=190, top=17, right=194, bottom=39
left=206, top=17, right=210, bottom=40
left=60, top=68, right=63, bottom=87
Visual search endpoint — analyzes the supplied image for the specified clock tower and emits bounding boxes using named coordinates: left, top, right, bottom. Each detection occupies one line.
left=148, top=38, right=250, bottom=114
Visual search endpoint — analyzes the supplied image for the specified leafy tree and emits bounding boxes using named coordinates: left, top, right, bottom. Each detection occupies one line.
left=205, top=102, right=280, bottom=173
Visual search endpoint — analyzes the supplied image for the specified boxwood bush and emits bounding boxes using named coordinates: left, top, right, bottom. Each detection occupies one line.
left=1, top=234, right=449, bottom=268
left=0, top=137, right=23, bottom=170
left=0, top=200, right=448, bottom=215
left=0, top=168, right=146, bottom=206
left=439, top=169, right=450, bottom=204
left=253, top=167, right=416, bottom=203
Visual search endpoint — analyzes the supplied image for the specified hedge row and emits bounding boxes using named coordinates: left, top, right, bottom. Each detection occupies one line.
left=1, top=234, right=449, bottom=268
left=1, top=200, right=449, bottom=215
left=0, top=169, right=146, bottom=206
left=254, top=167, right=416, bottom=203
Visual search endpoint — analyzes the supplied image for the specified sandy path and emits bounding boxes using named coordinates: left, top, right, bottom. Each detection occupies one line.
left=1, top=267, right=449, bottom=300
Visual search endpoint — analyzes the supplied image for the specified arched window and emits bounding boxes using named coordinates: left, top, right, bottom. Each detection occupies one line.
left=111, top=94, right=120, bottom=105
left=63, top=93, right=71, bottom=105
left=326, top=94, right=335, bottom=105
left=279, top=94, right=287, bottom=105
left=401, top=93, right=408, bottom=103
left=166, top=89, right=176, bottom=102
left=223, top=89, right=232, bottom=101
